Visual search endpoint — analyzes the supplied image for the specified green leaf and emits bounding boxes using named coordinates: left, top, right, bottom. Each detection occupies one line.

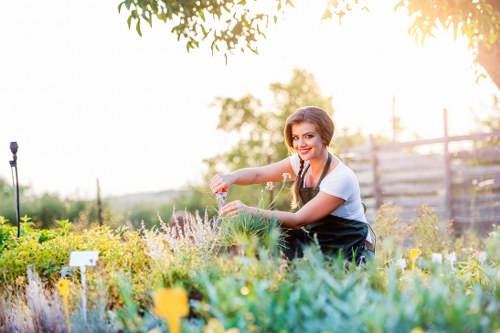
left=127, top=15, right=133, bottom=29
left=136, top=21, right=142, bottom=36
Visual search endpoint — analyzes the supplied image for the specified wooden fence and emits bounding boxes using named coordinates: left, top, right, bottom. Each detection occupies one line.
left=340, top=127, right=500, bottom=234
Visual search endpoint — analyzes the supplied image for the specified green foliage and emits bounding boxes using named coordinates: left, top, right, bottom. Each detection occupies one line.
left=118, top=0, right=294, bottom=60
left=409, top=205, right=450, bottom=255
left=0, top=223, right=153, bottom=296
left=0, top=177, right=111, bottom=229
left=1, top=210, right=499, bottom=332
left=393, top=0, right=500, bottom=49
left=218, top=211, right=284, bottom=253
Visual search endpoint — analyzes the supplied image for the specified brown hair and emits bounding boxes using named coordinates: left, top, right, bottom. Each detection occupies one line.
left=283, top=106, right=335, bottom=208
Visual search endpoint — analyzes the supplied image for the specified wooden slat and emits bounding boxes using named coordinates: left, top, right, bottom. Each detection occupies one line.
left=356, top=170, right=375, bottom=184
left=379, top=168, right=445, bottom=184
left=344, top=160, right=373, bottom=172
left=382, top=195, right=444, bottom=208
left=453, top=204, right=500, bottom=217
left=454, top=192, right=500, bottom=204
left=452, top=164, right=500, bottom=181
left=378, top=154, right=444, bottom=172
left=394, top=207, right=447, bottom=222
left=451, top=146, right=500, bottom=163
left=381, top=183, right=439, bottom=196
left=340, top=144, right=371, bottom=155
left=453, top=216, right=500, bottom=224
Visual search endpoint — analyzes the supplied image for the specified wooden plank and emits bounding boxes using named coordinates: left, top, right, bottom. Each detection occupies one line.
left=382, top=195, right=444, bottom=208
left=451, top=146, right=500, bottom=163
left=381, top=183, right=440, bottom=196
left=452, top=175, right=500, bottom=193
left=356, top=170, right=375, bottom=184
left=453, top=204, right=500, bottom=216
left=453, top=216, right=500, bottom=224
left=340, top=144, right=371, bottom=155
left=454, top=192, right=500, bottom=204
left=360, top=187, right=375, bottom=197
left=378, top=154, right=444, bottom=172
left=452, top=164, right=500, bottom=181
left=344, top=160, right=373, bottom=172
left=376, top=131, right=500, bottom=151
left=379, top=168, right=445, bottom=184
left=394, top=207, right=447, bottom=222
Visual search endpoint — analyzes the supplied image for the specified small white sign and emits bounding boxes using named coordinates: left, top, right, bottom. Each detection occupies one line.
left=398, top=258, right=407, bottom=270
left=69, top=251, right=98, bottom=267
left=478, top=251, right=487, bottom=264
left=432, top=253, right=443, bottom=263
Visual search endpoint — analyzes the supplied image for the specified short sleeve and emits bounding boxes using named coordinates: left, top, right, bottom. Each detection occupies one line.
left=319, top=163, right=357, bottom=201
left=288, top=154, right=301, bottom=176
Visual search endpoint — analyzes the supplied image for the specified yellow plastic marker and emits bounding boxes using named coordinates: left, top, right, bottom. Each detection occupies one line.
left=154, top=288, right=189, bottom=333
left=409, top=248, right=420, bottom=271
left=57, top=278, right=71, bottom=332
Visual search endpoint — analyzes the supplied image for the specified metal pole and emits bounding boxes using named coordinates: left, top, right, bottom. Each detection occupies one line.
left=96, top=178, right=103, bottom=226
left=9, top=142, right=20, bottom=238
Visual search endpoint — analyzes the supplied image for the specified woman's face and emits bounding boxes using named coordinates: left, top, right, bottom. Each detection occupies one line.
left=291, top=121, right=325, bottom=161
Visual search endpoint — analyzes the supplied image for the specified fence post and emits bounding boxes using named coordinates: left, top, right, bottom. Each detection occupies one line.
left=442, top=109, right=453, bottom=223
left=369, top=135, right=382, bottom=208
left=96, top=178, right=103, bottom=226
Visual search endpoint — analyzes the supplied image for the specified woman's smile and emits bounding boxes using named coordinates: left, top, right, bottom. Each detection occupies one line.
left=298, top=147, right=312, bottom=156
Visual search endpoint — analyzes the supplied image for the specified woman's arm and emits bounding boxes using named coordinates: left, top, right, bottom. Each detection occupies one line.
left=210, top=157, right=295, bottom=194
left=221, top=191, right=345, bottom=229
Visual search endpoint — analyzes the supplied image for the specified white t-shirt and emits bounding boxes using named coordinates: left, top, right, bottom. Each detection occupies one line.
left=289, top=154, right=367, bottom=223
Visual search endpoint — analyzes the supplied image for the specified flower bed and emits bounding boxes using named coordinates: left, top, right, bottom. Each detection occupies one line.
left=0, top=207, right=498, bottom=332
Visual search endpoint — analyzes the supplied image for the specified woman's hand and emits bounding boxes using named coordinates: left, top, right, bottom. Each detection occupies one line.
left=210, top=174, right=233, bottom=195
left=220, top=200, right=252, bottom=217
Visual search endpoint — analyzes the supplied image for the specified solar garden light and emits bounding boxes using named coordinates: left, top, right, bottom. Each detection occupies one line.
left=9, top=141, right=20, bottom=238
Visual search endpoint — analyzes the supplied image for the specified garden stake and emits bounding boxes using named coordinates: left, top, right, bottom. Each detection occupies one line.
left=432, top=253, right=443, bottom=264
left=9, top=142, right=20, bottom=238
left=154, top=288, right=188, bottom=333
left=399, top=258, right=406, bottom=272
left=409, top=248, right=419, bottom=271
left=478, top=251, right=486, bottom=264
left=58, top=278, right=71, bottom=332
left=69, top=251, right=98, bottom=324
left=448, top=252, right=457, bottom=270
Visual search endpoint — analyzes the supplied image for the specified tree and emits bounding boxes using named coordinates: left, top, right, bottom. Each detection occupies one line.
left=205, top=68, right=333, bottom=173
left=119, top=0, right=500, bottom=88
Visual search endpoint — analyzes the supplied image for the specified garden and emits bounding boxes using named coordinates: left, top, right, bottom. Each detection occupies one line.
left=0, top=202, right=498, bottom=332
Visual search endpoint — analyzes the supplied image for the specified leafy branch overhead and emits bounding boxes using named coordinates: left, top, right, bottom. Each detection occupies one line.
left=119, top=0, right=500, bottom=88
left=117, top=0, right=294, bottom=59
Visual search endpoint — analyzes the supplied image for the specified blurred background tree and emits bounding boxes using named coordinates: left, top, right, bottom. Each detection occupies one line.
left=203, top=68, right=333, bottom=211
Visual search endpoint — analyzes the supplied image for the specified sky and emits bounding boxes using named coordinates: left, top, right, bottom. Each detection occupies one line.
left=0, top=0, right=498, bottom=199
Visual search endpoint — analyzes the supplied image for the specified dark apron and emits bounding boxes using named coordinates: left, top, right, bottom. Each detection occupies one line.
left=283, top=154, right=368, bottom=262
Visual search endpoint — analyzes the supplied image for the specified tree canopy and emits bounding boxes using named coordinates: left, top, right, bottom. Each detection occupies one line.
left=119, top=0, right=500, bottom=88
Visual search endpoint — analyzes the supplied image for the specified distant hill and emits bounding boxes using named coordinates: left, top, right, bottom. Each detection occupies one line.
left=105, top=190, right=183, bottom=210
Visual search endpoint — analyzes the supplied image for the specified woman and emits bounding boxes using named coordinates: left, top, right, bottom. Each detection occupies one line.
left=210, top=106, right=374, bottom=262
